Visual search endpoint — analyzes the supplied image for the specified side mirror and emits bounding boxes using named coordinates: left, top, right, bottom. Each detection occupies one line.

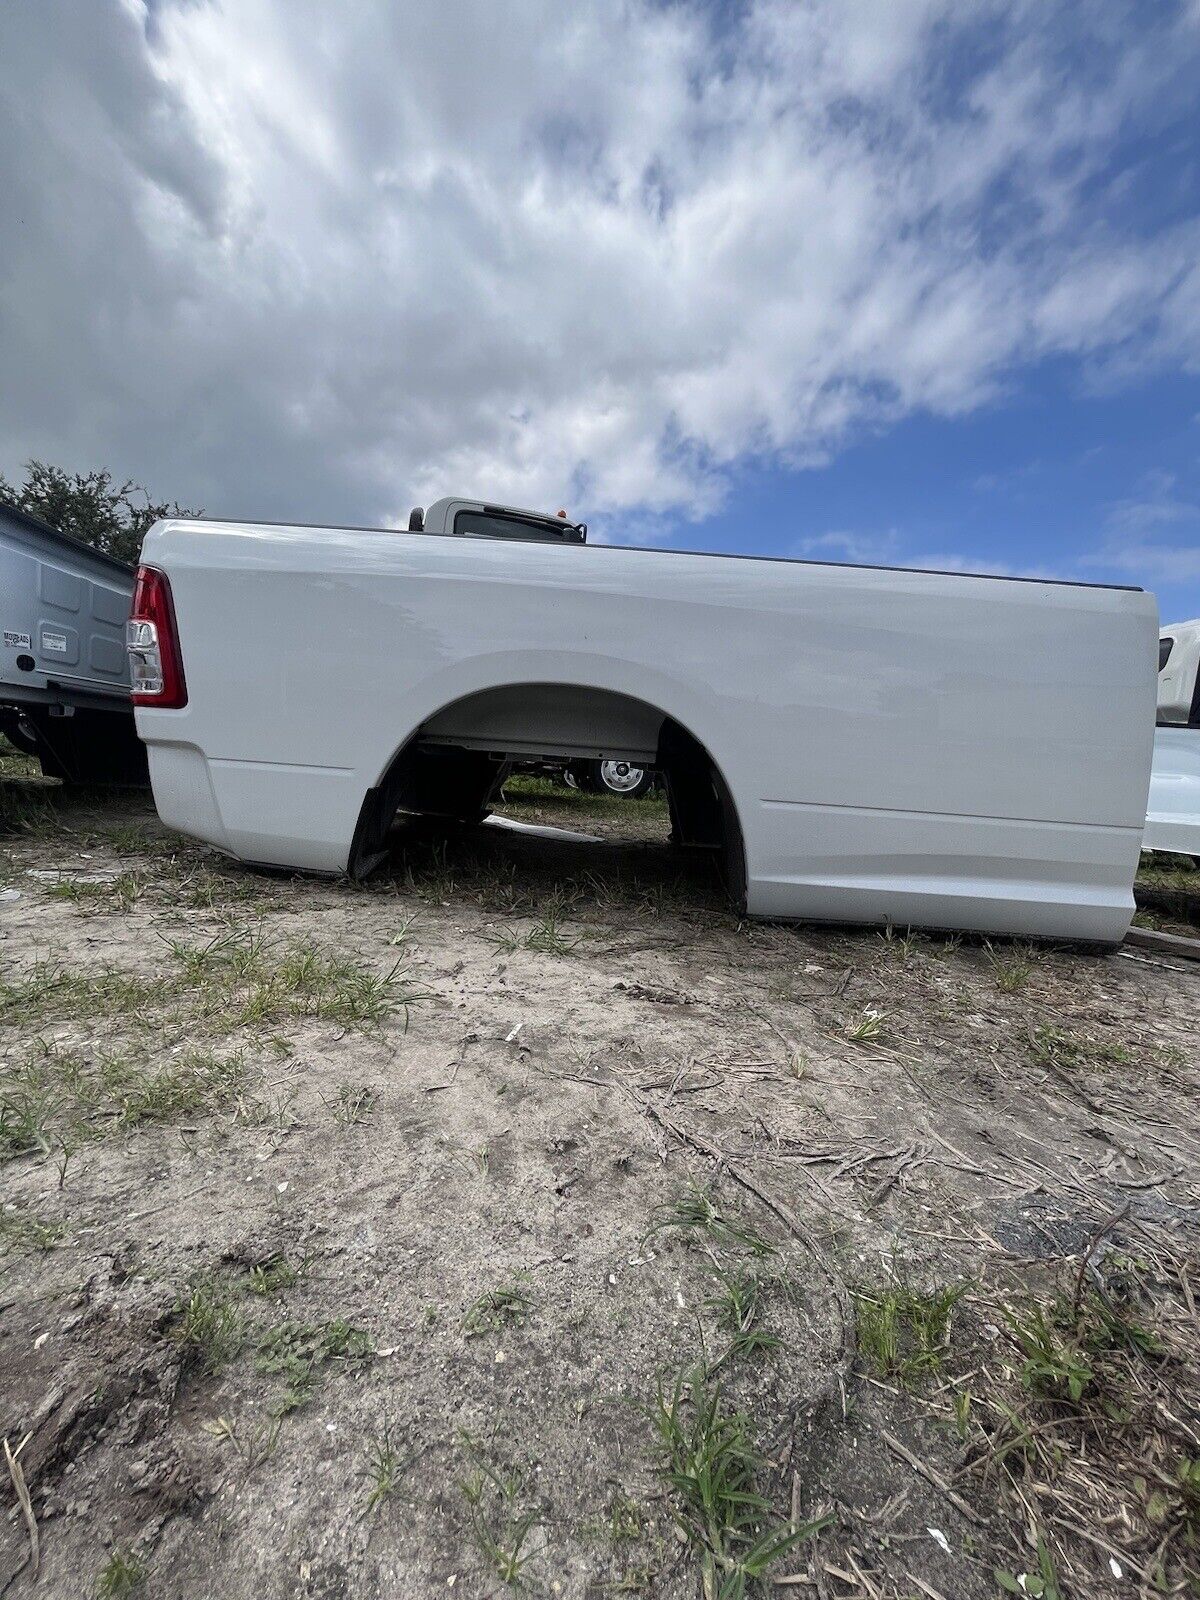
left=408, top=506, right=425, bottom=531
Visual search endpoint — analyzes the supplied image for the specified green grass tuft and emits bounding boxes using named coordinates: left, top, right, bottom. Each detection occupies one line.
left=648, top=1366, right=831, bottom=1599
left=854, top=1282, right=964, bottom=1385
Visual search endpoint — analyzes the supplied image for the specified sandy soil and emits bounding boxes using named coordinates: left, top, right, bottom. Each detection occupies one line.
left=1, top=773, right=1198, bottom=1599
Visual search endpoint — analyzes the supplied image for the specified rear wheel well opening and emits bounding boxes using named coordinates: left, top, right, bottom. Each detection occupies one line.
left=347, top=685, right=746, bottom=912
left=655, top=717, right=747, bottom=913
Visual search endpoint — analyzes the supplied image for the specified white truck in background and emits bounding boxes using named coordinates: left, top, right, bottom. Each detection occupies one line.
left=128, top=496, right=1158, bottom=943
left=1147, top=619, right=1200, bottom=859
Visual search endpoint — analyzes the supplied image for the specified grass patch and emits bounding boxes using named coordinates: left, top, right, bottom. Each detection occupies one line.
left=45, top=871, right=146, bottom=915
left=500, top=772, right=667, bottom=819
left=173, top=1277, right=245, bottom=1372
left=987, top=942, right=1037, bottom=993
left=0, top=777, right=61, bottom=835
left=0, top=927, right=428, bottom=1046
left=1029, top=1023, right=1133, bottom=1073
left=199, top=1413, right=280, bottom=1471
left=245, top=1253, right=299, bottom=1297
left=648, top=1367, right=830, bottom=1599
left=854, top=1282, right=964, bottom=1385
left=0, top=1204, right=64, bottom=1254
left=329, top=1081, right=375, bottom=1125
left=458, top=1431, right=544, bottom=1587
left=1137, top=850, right=1200, bottom=894
left=167, top=926, right=427, bottom=1029
left=0, top=1041, right=250, bottom=1161
left=842, top=1006, right=886, bottom=1044
left=1004, top=1289, right=1161, bottom=1406
left=954, top=1262, right=1198, bottom=1596
left=0, top=959, right=169, bottom=1031
left=485, top=909, right=581, bottom=956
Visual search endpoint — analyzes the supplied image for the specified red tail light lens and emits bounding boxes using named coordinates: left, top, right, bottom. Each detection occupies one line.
left=127, top=566, right=187, bottom=708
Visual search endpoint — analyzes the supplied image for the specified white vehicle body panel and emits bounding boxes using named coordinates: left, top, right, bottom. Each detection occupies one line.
left=1157, top=618, right=1200, bottom=726
left=1145, top=726, right=1200, bottom=857
left=135, top=517, right=1158, bottom=942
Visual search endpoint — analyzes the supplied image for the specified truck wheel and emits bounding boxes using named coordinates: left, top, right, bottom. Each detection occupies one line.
left=591, top=760, right=655, bottom=799
left=0, top=715, right=41, bottom=758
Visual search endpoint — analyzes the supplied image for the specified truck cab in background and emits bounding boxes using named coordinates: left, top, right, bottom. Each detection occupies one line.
left=1158, top=621, right=1200, bottom=727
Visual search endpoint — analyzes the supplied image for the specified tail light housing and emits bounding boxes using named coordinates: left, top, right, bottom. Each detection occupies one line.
left=127, top=566, right=187, bottom=708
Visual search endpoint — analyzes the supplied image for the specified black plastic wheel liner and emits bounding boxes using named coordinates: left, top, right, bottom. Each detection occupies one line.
left=347, top=741, right=509, bottom=880
left=657, top=717, right=747, bottom=914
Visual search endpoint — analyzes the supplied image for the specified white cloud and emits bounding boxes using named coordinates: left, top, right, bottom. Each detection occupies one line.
left=0, top=0, right=1198, bottom=528
left=1086, top=473, right=1200, bottom=588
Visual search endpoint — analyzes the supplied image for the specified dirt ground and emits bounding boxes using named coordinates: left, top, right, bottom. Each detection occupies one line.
left=2, top=758, right=1198, bottom=1600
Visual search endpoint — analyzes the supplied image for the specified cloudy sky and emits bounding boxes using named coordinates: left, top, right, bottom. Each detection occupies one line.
left=2, top=0, right=1199, bottom=618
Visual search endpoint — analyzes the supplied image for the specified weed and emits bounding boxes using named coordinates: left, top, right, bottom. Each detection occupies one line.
left=705, top=1266, right=782, bottom=1371
left=246, top=1254, right=299, bottom=1296
left=0, top=1082, right=56, bottom=1160
left=109, top=1048, right=247, bottom=1129
left=46, top=871, right=145, bottom=915
left=648, top=1183, right=776, bottom=1259
left=952, top=1387, right=973, bottom=1441
left=462, top=1282, right=533, bottom=1337
left=200, top=1413, right=280, bottom=1471
left=880, top=924, right=917, bottom=959
left=486, top=909, right=580, bottom=956
left=995, top=1534, right=1063, bottom=1599
left=854, top=1282, right=964, bottom=1385
left=1029, top=1024, right=1131, bottom=1072
left=95, top=1548, right=146, bottom=1597
left=1004, top=1290, right=1159, bottom=1406
left=458, top=1432, right=543, bottom=1587
left=0, top=959, right=167, bottom=1031
left=1007, top=1303, right=1094, bottom=1403
left=843, top=1007, right=886, bottom=1043
left=362, top=1421, right=407, bottom=1515
left=0, top=1205, right=64, bottom=1254
left=173, top=1277, right=245, bottom=1372
left=606, top=1488, right=643, bottom=1543
left=0, top=779, right=60, bottom=836
left=648, top=1367, right=830, bottom=1599
left=256, top=1318, right=372, bottom=1413
left=987, top=942, right=1036, bottom=993
left=330, top=1082, right=375, bottom=1125
left=1, top=1042, right=249, bottom=1159
left=460, top=1142, right=490, bottom=1176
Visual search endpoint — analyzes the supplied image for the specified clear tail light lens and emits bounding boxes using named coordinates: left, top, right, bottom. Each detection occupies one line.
left=127, top=566, right=187, bottom=708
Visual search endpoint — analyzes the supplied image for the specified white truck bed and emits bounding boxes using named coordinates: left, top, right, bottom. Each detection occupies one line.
left=134, top=513, right=1158, bottom=942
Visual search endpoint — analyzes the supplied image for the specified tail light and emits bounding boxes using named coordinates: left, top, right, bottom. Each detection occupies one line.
left=127, top=566, right=187, bottom=708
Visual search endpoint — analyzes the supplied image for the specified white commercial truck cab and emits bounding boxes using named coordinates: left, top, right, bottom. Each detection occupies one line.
left=129, top=499, right=1158, bottom=943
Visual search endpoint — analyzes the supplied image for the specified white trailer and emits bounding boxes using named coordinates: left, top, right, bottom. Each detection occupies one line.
left=129, top=499, right=1157, bottom=943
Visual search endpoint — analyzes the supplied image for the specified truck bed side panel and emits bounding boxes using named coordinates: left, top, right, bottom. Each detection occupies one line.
left=136, top=519, right=1157, bottom=940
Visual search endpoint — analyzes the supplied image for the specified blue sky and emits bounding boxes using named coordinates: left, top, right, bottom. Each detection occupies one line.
left=2, top=0, right=1199, bottom=619
left=688, top=366, right=1200, bottom=621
